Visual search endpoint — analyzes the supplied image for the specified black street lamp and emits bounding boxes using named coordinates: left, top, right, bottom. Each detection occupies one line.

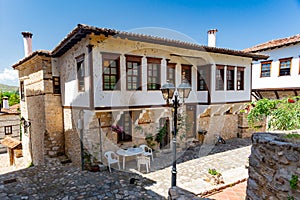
left=160, top=79, right=191, bottom=188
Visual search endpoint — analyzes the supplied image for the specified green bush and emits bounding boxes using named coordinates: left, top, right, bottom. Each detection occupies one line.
left=247, top=97, right=300, bottom=131
left=0, top=91, right=20, bottom=106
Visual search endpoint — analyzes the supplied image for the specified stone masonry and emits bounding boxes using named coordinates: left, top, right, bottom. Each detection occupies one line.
left=14, top=53, right=64, bottom=165
left=247, top=132, right=300, bottom=199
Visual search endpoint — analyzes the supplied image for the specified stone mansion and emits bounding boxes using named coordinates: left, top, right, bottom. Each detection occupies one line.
left=12, top=24, right=267, bottom=167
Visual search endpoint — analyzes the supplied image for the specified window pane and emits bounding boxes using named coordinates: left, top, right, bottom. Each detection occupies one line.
left=110, top=60, right=116, bottom=67
left=102, top=57, right=120, bottom=90
left=111, top=68, right=117, bottom=74
left=279, top=60, right=291, bottom=76
left=127, top=62, right=132, bottom=69
left=103, top=60, right=110, bottom=67
left=103, top=67, right=110, bottom=74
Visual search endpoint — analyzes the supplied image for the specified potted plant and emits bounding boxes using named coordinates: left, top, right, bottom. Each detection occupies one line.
left=145, top=134, right=156, bottom=149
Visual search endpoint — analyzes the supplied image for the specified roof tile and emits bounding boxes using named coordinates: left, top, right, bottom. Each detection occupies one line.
left=244, top=34, right=300, bottom=53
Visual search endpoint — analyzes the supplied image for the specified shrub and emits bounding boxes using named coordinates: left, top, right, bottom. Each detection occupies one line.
left=247, top=97, right=300, bottom=131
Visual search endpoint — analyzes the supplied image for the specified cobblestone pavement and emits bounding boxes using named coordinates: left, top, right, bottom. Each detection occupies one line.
left=0, top=138, right=251, bottom=199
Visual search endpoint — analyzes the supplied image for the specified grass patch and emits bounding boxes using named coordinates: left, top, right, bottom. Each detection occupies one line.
left=281, top=133, right=300, bottom=143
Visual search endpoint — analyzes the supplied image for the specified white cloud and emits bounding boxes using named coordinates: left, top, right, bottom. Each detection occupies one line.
left=0, top=68, right=18, bottom=86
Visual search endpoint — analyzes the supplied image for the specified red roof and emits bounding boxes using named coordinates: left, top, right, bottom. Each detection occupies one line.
left=0, top=104, right=20, bottom=114
left=244, top=34, right=300, bottom=53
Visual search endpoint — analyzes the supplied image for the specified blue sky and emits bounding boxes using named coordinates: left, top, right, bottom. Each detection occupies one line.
left=0, top=0, right=300, bottom=86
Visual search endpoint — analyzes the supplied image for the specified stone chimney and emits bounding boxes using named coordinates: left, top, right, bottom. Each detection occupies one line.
left=21, top=32, right=33, bottom=57
left=3, top=96, right=9, bottom=109
left=207, top=29, right=218, bottom=47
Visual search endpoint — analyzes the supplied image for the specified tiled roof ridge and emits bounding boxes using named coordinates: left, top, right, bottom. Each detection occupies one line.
left=53, top=24, right=268, bottom=59
left=244, top=34, right=300, bottom=53
left=12, top=24, right=269, bottom=68
left=11, top=50, right=51, bottom=69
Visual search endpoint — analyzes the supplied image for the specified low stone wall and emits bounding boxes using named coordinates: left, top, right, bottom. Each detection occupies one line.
left=237, top=113, right=265, bottom=138
left=247, top=132, right=300, bottom=199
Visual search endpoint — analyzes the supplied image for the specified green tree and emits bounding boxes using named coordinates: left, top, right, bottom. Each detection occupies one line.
left=8, top=93, right=20, bottom=106
left=0, top=90, right=20, bottom=107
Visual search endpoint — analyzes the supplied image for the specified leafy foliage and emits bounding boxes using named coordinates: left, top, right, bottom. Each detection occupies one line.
left=145, top=134, right=156, bottom=148
left=290, top=174, right=298, bottom=190
left=0, top=91, right=20, bottom=106
left=155, top=125, right=167, bottom=144
left=208, top=168, right=220, bottom=176
left=247, top=97, right=300, bottom=131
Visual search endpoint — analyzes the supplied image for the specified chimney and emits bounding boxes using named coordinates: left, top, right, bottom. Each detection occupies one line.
left=207, top=29, right=218, bottom=47
left=3, top=96, right=9, bottom=109
left=21, top=32, right=33, bottom=57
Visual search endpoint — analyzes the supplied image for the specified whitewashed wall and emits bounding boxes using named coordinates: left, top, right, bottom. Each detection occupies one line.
left=58, top=35, right=254, bottom=107
left=252, top=44, right=300, bottom=90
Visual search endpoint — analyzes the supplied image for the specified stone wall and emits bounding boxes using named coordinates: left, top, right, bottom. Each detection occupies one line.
left=199, top=113, right=239, bottom=144
left=238, top=113, right=265, bottom=138
left=17, top=54, right=64, bottom=165
left=0, top=114, right=20, bottom=153
left=44, top=94, right=64, bottom=157
left=247, top=132, right=300, bottom=199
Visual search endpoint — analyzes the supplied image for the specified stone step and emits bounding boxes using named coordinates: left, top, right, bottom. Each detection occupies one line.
left=57, top=155, right=72, bottom=165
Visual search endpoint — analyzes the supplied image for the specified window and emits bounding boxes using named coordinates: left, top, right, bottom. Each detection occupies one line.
left=117, top=111, right=132, bottom=143
left=197, top=66, right=208, bottom=91
left=261, top=61, right=271, bottom=77
left=167, top=63, right=176, bottom=85
left=20, top=81, right=25, bottom=101
left=215, top=65, right=224, bottom=90
left=279, top=58, right=292, bottom=76
left=102, top=53, right=120, bottom=90
left=4, top=126, right=12, bottom=135
left=76, top=55, right=85, bottom=92
left=237, top=67, right=244, bottom=90
left=53, top=77, right=61, bottom=94
left=147, top=58, right=161, bottom=90
left=181, top=65, right=192, bottom=85
left=126, top=56, right=142, bottom=90
left=227, top=66, right=235, bottom=90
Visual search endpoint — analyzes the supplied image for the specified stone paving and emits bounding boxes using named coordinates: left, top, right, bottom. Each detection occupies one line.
left=140, top=145, right=250, bottom=197
left=0, top=138, right=251, bottom=199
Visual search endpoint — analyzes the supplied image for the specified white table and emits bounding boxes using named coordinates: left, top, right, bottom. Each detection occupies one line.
left=117, top=147, right=143, bottom=169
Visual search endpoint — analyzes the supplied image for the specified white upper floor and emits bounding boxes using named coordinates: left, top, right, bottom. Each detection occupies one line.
left=245, top=35, right=300, bottom=90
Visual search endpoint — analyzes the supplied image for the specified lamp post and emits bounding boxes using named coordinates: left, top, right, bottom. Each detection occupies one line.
left=160, top=79, right=191, bottom=188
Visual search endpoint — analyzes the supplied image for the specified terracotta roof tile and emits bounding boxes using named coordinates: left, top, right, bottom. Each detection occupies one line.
left=0, top=104, right=20, bottom=114
left=52, top=24, right=268, bottom=60
left=11, top=50, right=51, bottom=69
left=12, top=24, right=268, bottom=69
left=244, top=34, right=300, bottom=53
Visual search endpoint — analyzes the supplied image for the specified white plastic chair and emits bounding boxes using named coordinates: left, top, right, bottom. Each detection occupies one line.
left=104, top=151, right=120, bottom=172
left=139, top=144, right=153, bottom=161
left=137, top=155, right=151, bottom=173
